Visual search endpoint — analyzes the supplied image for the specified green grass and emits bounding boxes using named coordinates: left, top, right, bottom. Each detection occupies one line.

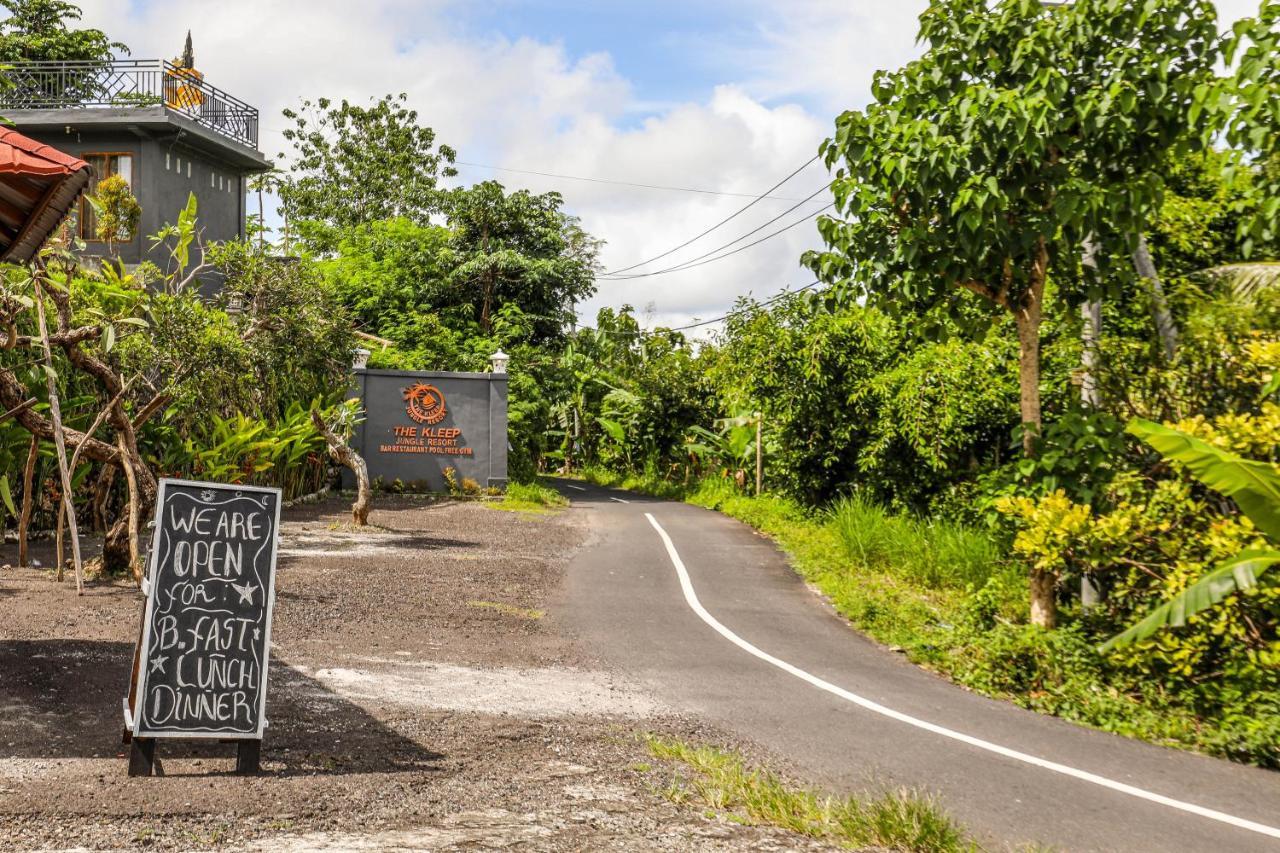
left=493, top=480, right=570, bottom=514
left=830, top=494, right=1002, bottom=590
left=647, top=736, right=972, bottom=851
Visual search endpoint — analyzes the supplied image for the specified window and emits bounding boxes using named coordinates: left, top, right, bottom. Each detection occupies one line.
left=80, top=153, right=134, bottom=242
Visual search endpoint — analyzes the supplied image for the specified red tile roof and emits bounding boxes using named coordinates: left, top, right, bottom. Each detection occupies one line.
left=0, top=128, right=93, bottom=263
left=0, top=127, right=90, bottom=176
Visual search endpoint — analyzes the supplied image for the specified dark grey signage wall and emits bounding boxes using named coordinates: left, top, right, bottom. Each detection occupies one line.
left=351, top=369, right=508, bottom=491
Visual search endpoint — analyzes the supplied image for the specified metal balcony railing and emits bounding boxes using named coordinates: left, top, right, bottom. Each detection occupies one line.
left=0, top=59, right=259, bottom=149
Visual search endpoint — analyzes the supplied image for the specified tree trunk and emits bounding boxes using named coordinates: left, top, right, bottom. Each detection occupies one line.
left=116, top=432, right=142, bottom=583
left=1079, top=237, right=1102, bottom=410
left=91, top=465, right=116, bottom=532
left=1013, top=246, right=1047, bottom=459
left=310, top=409, right=371, bottom=526
left=34, top=280, right=83, bottom=593
left=1132, top=233, right=1178, bottom=363
left=1018, top=241, right=1055, bottom=628
left=1030, top=569, right=1058, bottom=630
left=18, top=435, right=37, bottom=568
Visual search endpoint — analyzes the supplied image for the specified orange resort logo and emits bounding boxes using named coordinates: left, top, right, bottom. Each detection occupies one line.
left=403, top=383, right=447, bottom=425
left=380, top=383, right=474, bottom=457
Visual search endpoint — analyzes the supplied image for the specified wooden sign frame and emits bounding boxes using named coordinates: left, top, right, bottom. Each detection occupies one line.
left=124, top=478, right=282, bottom=774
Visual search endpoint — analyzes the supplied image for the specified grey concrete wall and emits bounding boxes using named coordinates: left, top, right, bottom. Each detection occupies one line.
left=350, top=369, right=509, bottom=491
left=20, top=128, right=248, bottom=266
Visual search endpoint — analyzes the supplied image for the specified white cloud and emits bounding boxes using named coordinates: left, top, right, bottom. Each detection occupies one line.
left=70, top=0, right=1269, bottom=337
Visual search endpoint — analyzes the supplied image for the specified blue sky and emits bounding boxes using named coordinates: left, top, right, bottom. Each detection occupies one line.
left=450, top=1, right=779, bottom=115
left=77, top=0, right=1269, bottom=332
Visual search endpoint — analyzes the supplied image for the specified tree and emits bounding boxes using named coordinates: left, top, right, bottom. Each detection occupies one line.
left=0, top=0, right=126, bottom=62
left=1220, top=1, right=1280, bottom=251
left=0, top=196, right=354, bottom=577
left=277, top=94, right=457, bottom=253
left=444, top=181, right=598, bottom=340
left=804, top=0, right=1223, bottom=627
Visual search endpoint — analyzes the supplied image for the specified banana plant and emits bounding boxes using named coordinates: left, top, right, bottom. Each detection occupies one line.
left=685, top=412, right=759, bottom=474
left=1101, top=418, right=1280, bottom=651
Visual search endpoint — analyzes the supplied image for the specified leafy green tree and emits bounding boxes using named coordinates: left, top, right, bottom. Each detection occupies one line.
left=1220, top=1, right=1280, bottom=250
left=444, top=181, right=598, bottom=339
left=320, top=217, right=454, bottom=333
left=277, top=94, right=457, bottom=253
left=0, top=0, right=126, bottom=62
left=804, top=0, right=1223, bottom=626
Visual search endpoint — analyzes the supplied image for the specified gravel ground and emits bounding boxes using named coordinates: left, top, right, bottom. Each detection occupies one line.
left=0, top=495, right=833, bottom=852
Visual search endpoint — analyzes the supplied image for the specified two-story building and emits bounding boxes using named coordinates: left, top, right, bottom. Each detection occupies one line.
left=0, top=41, right=270, bottom=268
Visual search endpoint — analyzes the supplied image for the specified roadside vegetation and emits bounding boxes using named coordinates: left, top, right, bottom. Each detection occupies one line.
left=646, top=735, right=973, bottom=851
left=1, top=0, right=1277, bottom=771
left=496, top=480, right=568, bottom=514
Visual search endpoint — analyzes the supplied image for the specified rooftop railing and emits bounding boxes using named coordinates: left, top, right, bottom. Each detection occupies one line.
left=0, top=59, right=259, bottom=149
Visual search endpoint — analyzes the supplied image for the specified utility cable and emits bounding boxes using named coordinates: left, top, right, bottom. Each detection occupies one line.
left=452, top=161, right=823, bottom=203
left=600, top=188, right=833, bottom=280
left=601, top=154, right=821, bottom=276
left=572, top=279, right=824, bottom=337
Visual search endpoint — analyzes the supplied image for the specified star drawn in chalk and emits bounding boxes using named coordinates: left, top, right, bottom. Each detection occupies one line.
left=150, top=656, right=167, bottom=675
left=231, top=581, right=258, bottom=605
left=253, top=627, right=261, bottom=641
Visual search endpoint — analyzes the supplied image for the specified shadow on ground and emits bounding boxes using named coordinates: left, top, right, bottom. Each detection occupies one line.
left=0, top=639, right=444, bottom=777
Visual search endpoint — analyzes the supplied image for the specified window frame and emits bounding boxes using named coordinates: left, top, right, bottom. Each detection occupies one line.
left=80, top=151, right=138, bottom=244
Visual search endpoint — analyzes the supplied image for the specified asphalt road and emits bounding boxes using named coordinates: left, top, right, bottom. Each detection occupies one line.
left=553, top=480, right=1280, bottom=852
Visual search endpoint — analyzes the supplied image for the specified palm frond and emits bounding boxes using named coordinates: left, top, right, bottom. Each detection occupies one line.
left=1199, top=262, right=1280, bottom=302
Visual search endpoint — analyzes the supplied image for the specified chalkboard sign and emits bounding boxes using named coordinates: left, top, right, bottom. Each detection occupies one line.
left=129, top=479, right=282, bottom=740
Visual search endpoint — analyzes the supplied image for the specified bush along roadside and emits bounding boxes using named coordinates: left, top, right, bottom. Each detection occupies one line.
left=577, top=469, right=1279, bottom=768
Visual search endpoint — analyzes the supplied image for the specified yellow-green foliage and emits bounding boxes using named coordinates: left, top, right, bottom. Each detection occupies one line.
left=1173, top=400, right=1280, bottom=461
left=996, top=490, right=1132, bottom=579
left=89, top=174, right=142, bottom=244
left=646, top=736, right=971, bottom=851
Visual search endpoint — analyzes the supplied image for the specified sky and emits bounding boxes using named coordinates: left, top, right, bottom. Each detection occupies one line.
left=73, top=0, right=1265, bottom=335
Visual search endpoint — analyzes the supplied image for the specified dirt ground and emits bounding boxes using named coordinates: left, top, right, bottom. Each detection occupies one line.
left=0, top=495, right=830, bottom=852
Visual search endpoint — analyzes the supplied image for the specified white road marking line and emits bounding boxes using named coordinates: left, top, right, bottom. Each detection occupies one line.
left=644, top=512, right=1280, bottom=842
left=565, top=484, right=588, bottom=492
left=610, top=497, right=630, bottom=504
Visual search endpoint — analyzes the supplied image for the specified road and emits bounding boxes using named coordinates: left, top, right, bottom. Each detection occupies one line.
left=553, top=480, right=1280, bottom=852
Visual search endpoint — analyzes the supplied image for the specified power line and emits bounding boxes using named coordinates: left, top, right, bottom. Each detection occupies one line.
left=600, top=187, right=833, bottom=280
left=576, top=279, right=824, bottom=337
left=452, top=161, right=824, bottom=203
left=665, top=279, right=823, bottom=331
left=601, top=154, right=822, bottom=276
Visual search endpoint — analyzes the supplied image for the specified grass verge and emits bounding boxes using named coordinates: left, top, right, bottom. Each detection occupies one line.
left=493, top=480, right=570, bottom=514
left=647, top=735, right=973, bottom=851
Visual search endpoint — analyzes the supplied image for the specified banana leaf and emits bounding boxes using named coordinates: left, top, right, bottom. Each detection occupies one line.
left=1101, top=550, right=1280, bottom=651
left=1127, top=418, right=1280, bottom=540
